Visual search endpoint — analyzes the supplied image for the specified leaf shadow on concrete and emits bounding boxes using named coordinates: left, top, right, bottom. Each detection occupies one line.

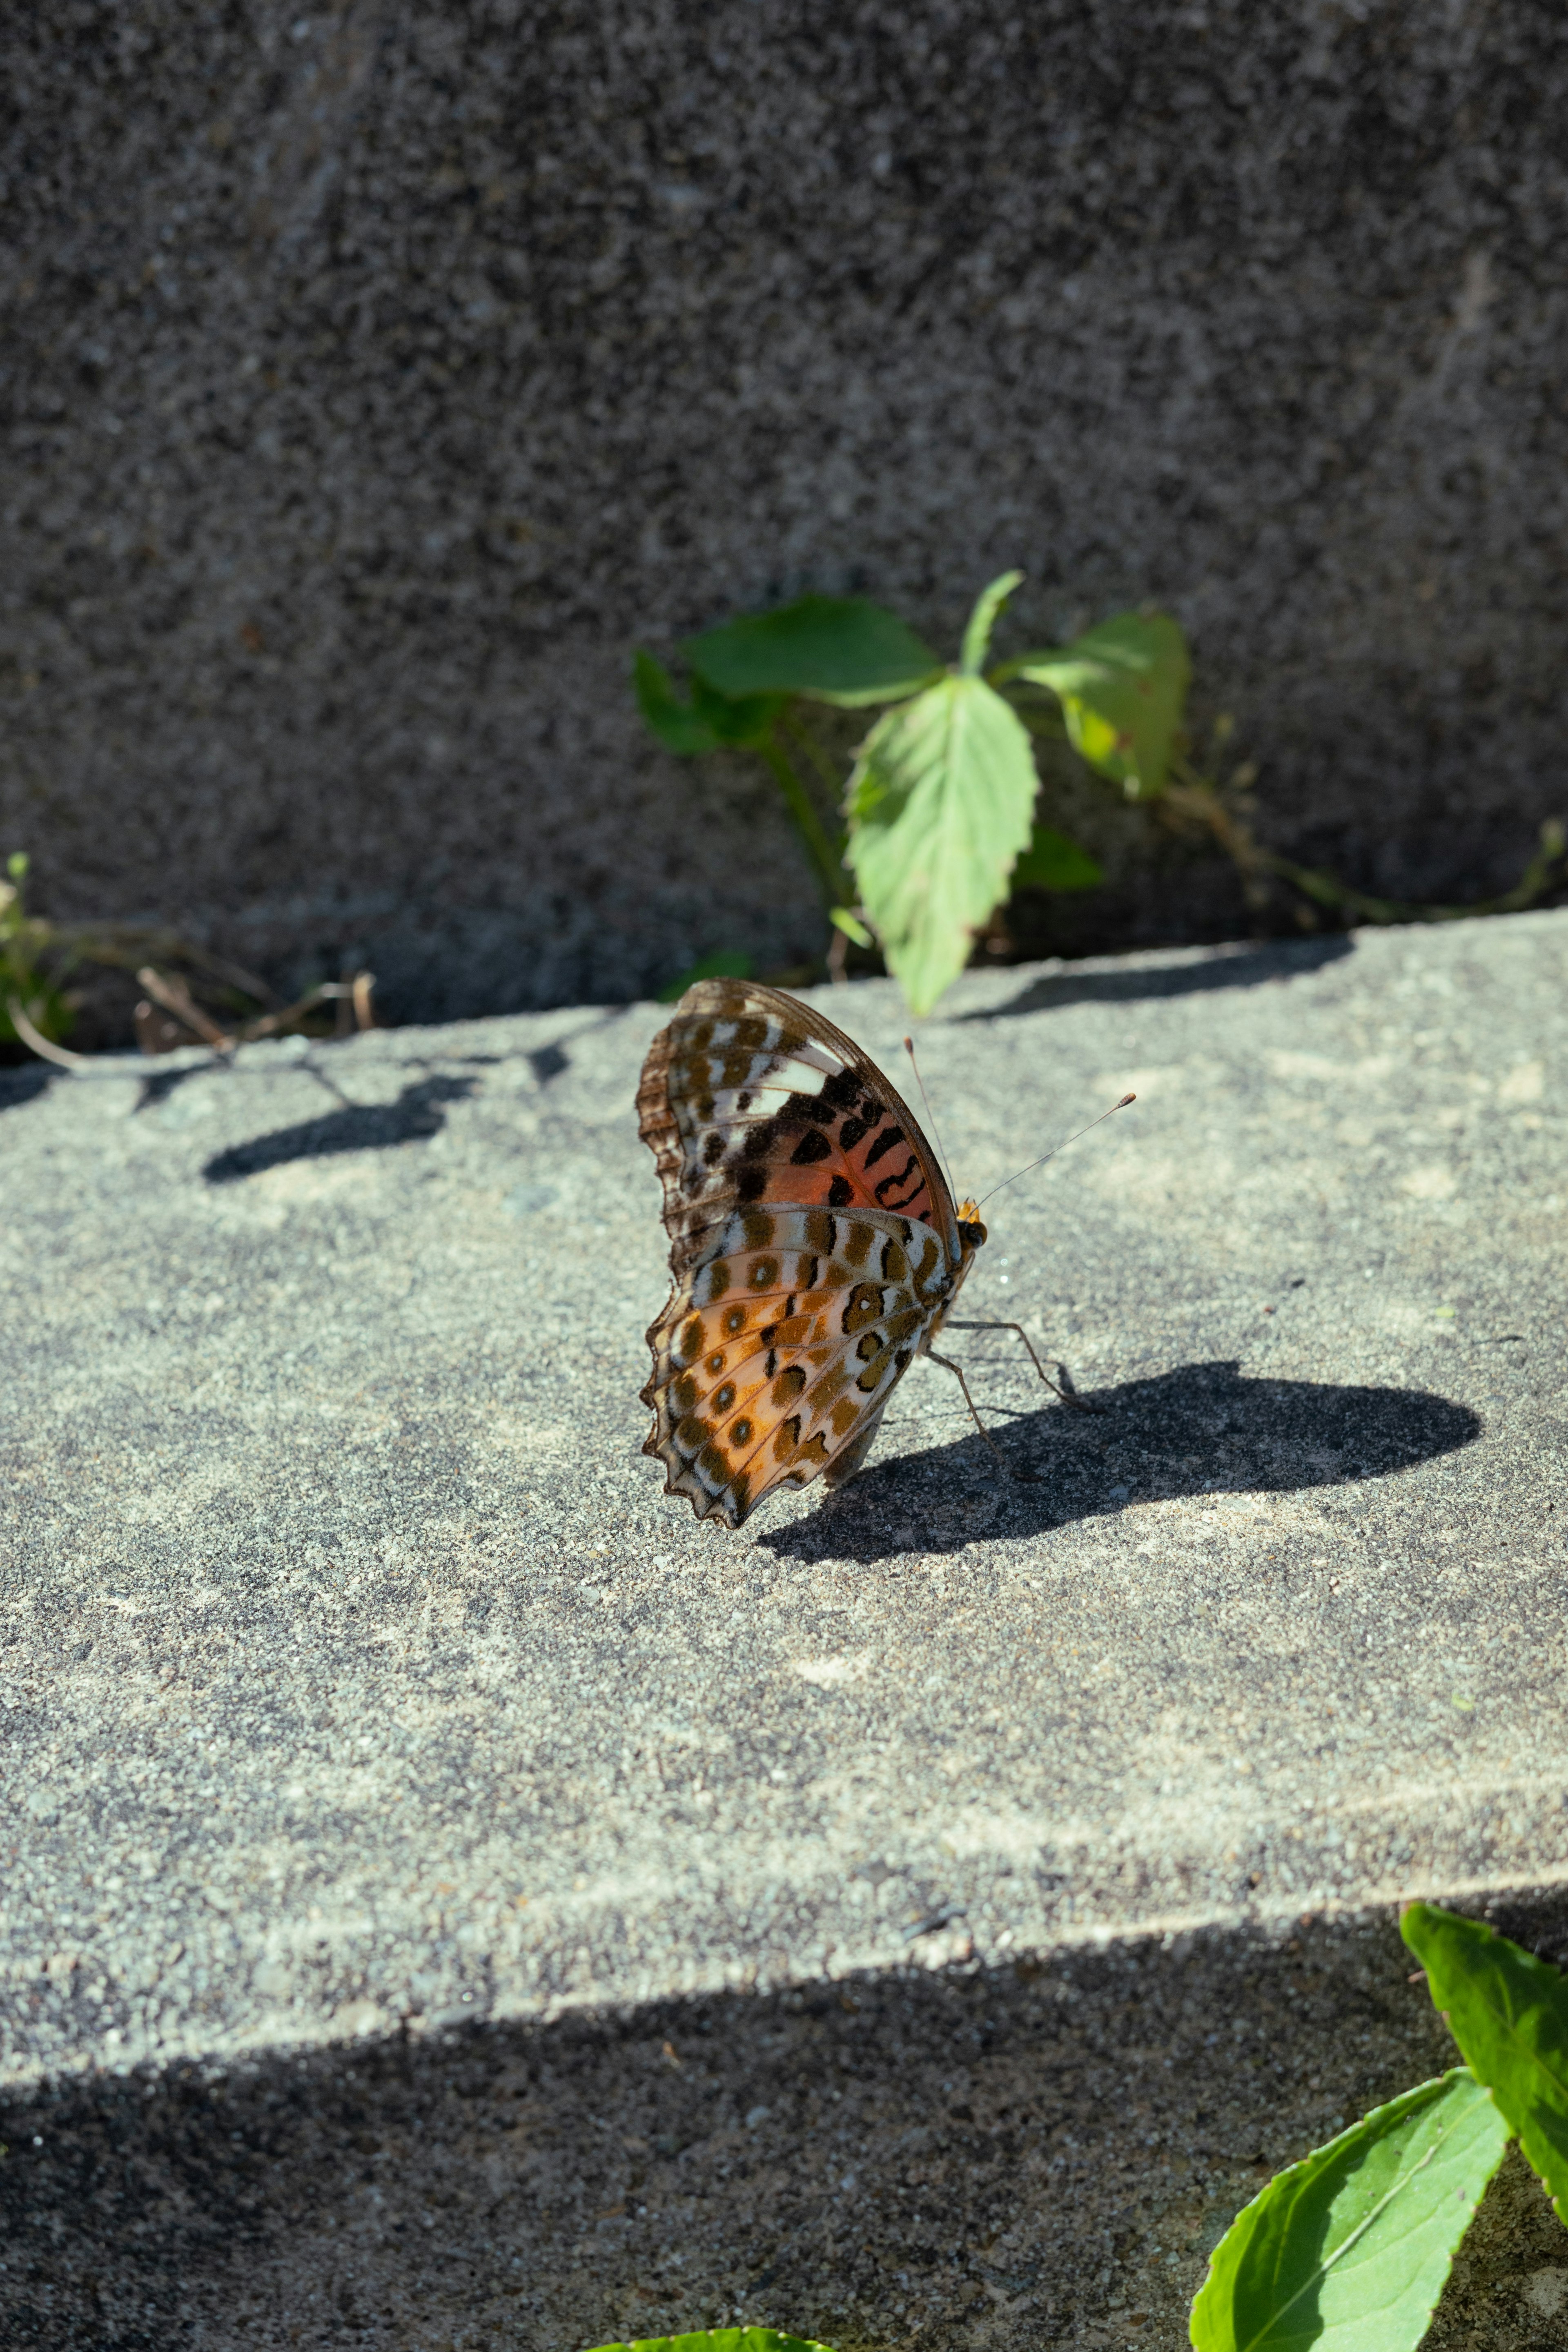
left=957, top=933, right=1354, bottom=1021
left=759, top=1357, right=1480, bottom=1561
left=202, top=1074, right=478, bottom=1182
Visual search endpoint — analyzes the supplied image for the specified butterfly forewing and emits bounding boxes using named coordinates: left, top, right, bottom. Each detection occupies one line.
left=637, top=978, right=960, bottom=1270
left=638, top=979, right=974, bottom=1527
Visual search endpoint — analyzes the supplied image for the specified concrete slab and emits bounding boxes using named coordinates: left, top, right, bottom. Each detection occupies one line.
left=2, top=911, right=1566, bottom=2098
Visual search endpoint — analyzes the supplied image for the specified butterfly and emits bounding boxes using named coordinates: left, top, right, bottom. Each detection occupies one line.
left=637, top=977, right=1093, bottom=1528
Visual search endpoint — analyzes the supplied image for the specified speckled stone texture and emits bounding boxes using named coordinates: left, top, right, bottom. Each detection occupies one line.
left=3, top=908, right=1567, bottom=2085
left=2, top=909, right=1567, bottom=2344
left=3, top=4, right=1568, bottom=1017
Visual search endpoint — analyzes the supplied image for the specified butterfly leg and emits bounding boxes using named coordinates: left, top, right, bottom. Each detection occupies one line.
left=924, top=1347, right=1033, bottom=1478
left=943, top=1321, right=1107, bottom=1413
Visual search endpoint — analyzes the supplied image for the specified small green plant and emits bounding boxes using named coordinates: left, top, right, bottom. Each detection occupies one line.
left=636, top=577, right=1185, bottom=1012
left=1189, top=2068, right=1507, bottom=2350
left=1402, top=1903, right=1568, bottom=2226
left=1188, top=1904, right=1568, bottom=2349
left=635, top=584, right=1566, bottom=1014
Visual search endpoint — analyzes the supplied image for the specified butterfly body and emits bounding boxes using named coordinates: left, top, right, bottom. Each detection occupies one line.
left=638, top=980, right=987, bottom=1526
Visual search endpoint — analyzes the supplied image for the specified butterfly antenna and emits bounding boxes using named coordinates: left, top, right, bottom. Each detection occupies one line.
left=974, top=1094, right=1136, bottom=1211
left=902, top=1034, right=958, bottom=1198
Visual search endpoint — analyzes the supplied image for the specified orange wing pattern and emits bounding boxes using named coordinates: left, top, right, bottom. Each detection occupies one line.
left=637, top=980, right=982, bottom=1526
left=637, top=977, right=960, bottom=1270
left=644, top=1203, right=952, bottom=1524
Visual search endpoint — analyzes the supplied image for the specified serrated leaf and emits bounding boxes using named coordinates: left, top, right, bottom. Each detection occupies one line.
left=1188, top=2067, right=1507, bottom=2352
left=1011, top=824, right=1103, bottom=894
left=684, top=596, right=942, bottom=707
left=634, top=651, right=724, bottom=755
left=583, top=2332, right=837, bottom=2352
left=1402, top=1903, right=1568, bottom=2223
left=1009, top=610, right=1190, bottom=799
left=959, top=570, right=1024, bottom=676
left=846, top=674, right=1038, bottom=1016
left=656, top=950, right=754, bottom=1005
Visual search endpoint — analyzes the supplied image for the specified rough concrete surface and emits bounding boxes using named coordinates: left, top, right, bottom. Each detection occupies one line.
left=2, top=909, right=1567, bottom=2345
left=5, top=4, right=1568, bottom=1011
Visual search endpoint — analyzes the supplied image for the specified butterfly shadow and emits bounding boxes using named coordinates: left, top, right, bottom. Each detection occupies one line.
left=755, top=1357, right=1480, bottom=1561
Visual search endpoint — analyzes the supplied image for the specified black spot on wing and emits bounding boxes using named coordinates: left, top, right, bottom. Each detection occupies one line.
left=828, top=1175, right=853, bottom=1207
left=863, top=1123, right=905, bottom=1168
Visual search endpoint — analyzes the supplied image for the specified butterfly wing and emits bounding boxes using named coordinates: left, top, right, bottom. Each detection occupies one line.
left=643, top=1203, right=954, bottom=1525
left=637, top=978, right=961, bottom=1267
left=638, top=980, right=964, bottom=1526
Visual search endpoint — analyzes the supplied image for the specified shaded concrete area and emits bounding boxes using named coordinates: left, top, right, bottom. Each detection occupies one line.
left=3, top=1897, right=1567, bottom=2350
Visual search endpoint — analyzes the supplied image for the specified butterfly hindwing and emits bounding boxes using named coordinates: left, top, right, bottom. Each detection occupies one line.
left=641, top=1204, right=951, bottom=1525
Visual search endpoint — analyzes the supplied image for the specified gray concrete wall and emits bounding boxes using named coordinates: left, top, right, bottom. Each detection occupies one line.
left=4, top=0, right=1567, bottom=1020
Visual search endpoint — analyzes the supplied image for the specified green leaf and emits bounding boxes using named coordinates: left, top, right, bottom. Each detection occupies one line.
left=1007, top=610, right=1190, bottom=799
left=846, top=673, right=1038, bottom=1016
left=1011, top=824, right=1104, bottom=894
left=634, top=651, right=724, bottom=756
left=582, top=2332, right=837, bottom=2352
left=656, top=951, right=754, bottom=1005
left=959, top=570, right=1024, bottom=676
left=1402, top=1902, right=1568, bottom=2223
left=690, top=675, right=786, bottom=749
left=684, top=595, right=942, bottom=708
left=635, top=655, right=782, bottom=755
left=1188, top=2067, right=1506, bottom=2352
left=828, top=907, right=873, bottom=948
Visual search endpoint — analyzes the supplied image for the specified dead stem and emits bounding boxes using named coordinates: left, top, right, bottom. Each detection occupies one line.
left=5, top=999, right=93, bottom=1070
left=1162, top=762, right=1566, bottom=927
left=133, top=969, right=379, bottom=1058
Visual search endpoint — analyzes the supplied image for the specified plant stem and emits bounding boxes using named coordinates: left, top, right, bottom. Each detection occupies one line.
left=5, top=998, right=91, bottom=1069
left=1163, top=764, right=1566, bottom=926
left=780, top=709, right=845, bottom=799
left=760, top=735, right=851, bottom=910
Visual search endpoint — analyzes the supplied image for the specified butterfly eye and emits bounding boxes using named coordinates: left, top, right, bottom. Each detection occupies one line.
left=706, top=1351, right=726, bottom=1375
left=724, top=1307, right=747, bottom=1334
left=732, top=1417, right=753, bottom=1446
left=748, top=1256, right=780, bottom=1289
left=714, top=1383, right=737, bottom=1414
